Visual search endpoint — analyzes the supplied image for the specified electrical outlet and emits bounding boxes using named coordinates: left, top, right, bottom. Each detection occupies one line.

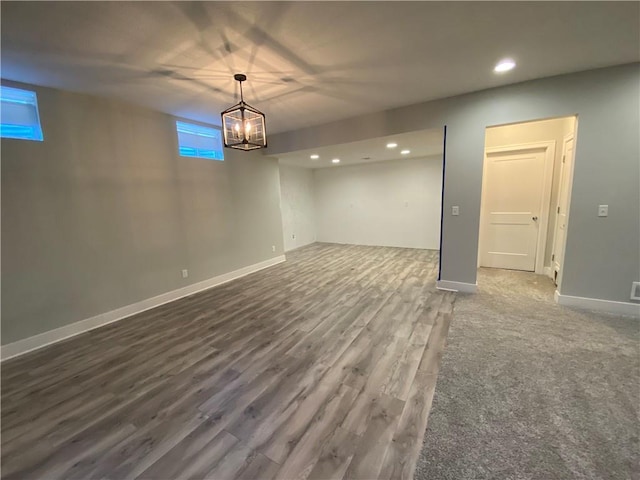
left=452, top=206, right=460, bottom=216
left=598, top=205, right=608, bottom=217
left=182, top=269, right=188, bottom=278
left=271, top=245, right=276, bottom=252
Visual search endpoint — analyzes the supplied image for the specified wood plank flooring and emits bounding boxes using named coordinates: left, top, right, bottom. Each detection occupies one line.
left=1, top=243, right=455, bottom=480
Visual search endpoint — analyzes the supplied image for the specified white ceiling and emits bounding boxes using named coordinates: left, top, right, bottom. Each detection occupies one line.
left=1, top=2, right=638, bottom=134
left=276, top=128, right=444, bottom=169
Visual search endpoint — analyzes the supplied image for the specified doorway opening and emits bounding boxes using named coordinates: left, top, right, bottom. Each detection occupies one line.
left=477, top=115, right=578, bottom=292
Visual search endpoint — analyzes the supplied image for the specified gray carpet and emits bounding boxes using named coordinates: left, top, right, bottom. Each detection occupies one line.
left=415, top=268, right=640, bottom=480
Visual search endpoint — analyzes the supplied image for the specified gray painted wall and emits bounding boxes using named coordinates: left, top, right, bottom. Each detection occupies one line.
left=278, top=165, right=316, bottom=251
left=269, top=64, right=640, bottom=303
left=2, top=81, right=285, bottom=344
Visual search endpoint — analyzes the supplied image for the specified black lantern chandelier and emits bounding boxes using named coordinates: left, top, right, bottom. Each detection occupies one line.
left=221, top=74, right=267, bottom=151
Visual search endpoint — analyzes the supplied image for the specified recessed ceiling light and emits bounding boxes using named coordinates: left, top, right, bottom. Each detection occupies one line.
left=332, top=158, right=340, bottom=164
left=401, top=149, right=410, bottom=155
left=386, top=142, right=398, bottom=149
left=494, top=58, right=516, bottom=73
left=310, top=154, right=319, bottom=159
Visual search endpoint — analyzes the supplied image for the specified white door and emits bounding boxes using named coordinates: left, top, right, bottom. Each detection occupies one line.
left=552, top=135, right=575, bottom=285
left=479, top=147, right=550, bottom=271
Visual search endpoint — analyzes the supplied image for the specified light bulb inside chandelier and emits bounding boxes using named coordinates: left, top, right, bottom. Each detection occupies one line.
left=221, top=74, right=267, bottom=151
left=233, top=121, right=252, bottom=138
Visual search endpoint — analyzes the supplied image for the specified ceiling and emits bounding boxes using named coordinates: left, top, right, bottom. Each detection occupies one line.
left=1, top=2, right=638, bottom=134
left=276, top=128, right=443, bottom=169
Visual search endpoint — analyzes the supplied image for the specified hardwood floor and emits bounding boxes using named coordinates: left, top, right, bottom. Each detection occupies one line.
left=1, top=243, right=455, bottom=480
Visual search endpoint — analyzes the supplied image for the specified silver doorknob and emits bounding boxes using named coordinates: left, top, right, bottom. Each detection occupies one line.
left=532, top=216, right=538, bottom=221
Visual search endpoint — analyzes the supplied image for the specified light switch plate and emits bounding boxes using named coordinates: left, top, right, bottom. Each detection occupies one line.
left=452, top=206, right=459, bottom=216
left=598, top=205, right=608, bottom=217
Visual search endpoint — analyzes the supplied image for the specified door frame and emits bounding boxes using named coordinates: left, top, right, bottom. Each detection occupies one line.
left=478, top=140, right=556, bottom=274
left=550, top=132, right=576, bottom=288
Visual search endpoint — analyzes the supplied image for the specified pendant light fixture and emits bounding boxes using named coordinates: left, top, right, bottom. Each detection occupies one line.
left=221, top=73, right=267, bottom=151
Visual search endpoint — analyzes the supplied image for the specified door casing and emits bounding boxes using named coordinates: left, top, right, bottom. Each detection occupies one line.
left=551, top=132, right=577, bottom=288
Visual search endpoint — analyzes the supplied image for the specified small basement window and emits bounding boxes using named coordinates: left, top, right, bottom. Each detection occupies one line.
left=0, top=85, right=44, bottom=141
left=176, top=121, right=224, bottom=160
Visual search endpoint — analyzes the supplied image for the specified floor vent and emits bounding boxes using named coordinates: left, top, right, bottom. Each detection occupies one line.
left=631, top=282, right=640, bottom=301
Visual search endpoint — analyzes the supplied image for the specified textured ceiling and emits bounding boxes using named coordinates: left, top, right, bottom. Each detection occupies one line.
left=1, top=1, right=638, bottom=134
left=276, top=128, right=444, bottom=169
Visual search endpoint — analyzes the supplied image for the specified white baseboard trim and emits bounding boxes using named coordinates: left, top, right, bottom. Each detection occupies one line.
left=555, top=290, right=640, bottom=317
left=543, top=266, right=552, bottom=278
left=1, top=255, right=287, bottom=361
left=436, top=280, right=478, bottom=293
